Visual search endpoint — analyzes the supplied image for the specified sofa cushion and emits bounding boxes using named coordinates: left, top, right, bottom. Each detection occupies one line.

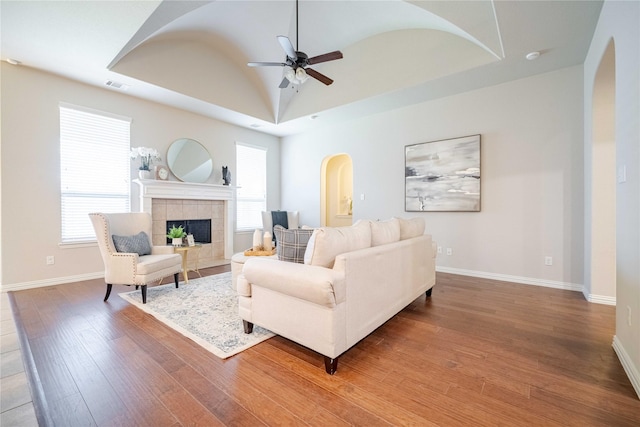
left=112, top=231, right=151, bottom=256
left=370, top=218, right=401, bottom=246
left=304, top=220, right=372, bottom=268
left=396, top=217, right=425, bottom=240
left=274, top=225, right=314, bottom=263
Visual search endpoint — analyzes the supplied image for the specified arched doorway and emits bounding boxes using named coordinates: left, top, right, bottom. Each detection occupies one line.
left=320, top=154, right=353, bottom=227
left=589, top=39, right=616, bottom=301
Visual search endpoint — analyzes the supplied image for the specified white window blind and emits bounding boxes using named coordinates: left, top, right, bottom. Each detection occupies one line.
left=236, top=143, right=266, bottom=230
left=60, top=104, right=131, bottom=242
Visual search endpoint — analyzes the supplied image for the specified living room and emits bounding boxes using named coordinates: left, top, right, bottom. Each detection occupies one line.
left=1, top=0, right=639, bottom=424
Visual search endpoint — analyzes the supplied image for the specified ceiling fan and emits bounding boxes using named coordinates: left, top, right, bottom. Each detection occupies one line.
left=247, top=0, right=343, bottom=88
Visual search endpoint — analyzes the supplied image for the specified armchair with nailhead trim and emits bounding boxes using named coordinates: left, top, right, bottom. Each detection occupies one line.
left=89, top=212, right=182, bottom=304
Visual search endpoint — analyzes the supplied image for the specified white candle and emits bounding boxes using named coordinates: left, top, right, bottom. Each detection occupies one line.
left=253, top=229, right=262, bottom=251
left=263, top=231, right=272, bottom=251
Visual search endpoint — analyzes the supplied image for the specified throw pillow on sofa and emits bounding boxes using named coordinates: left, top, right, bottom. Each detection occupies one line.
left=112, top=231, right=152, bottom=256
left=274, top=225, right=314, bottom=263
left=395, top=217, right=425, bottom=240
left=370, top=218, right=401, bottom=246
left=304, top=220, right=372, bottom=268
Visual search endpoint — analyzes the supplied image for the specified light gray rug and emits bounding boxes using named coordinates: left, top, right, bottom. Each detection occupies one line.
left=119, top=272, right=274, bottom=359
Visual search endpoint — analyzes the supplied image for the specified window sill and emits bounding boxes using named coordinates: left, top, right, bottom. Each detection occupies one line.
left=59, top=241, right=97, bottom=249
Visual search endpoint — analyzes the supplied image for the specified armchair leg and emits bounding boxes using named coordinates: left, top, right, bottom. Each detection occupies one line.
left=426, top=287, right=433, bottom=297
left=242, top=320, right=253, bottom=334
left=141, top=285, right=148, bottom=304
left=104, top=284, right=113, bottom=302
left=174, top=273, right=179, bottom=289
left=324, top=356, right=338, bottom=375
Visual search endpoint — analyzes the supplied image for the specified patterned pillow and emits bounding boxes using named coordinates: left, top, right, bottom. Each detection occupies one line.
left=274, top=225, right=314, bottom=263
left=112, top=231, right=152, bottom=256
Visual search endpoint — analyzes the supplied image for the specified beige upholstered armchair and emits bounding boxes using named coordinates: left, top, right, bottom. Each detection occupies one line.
left=89, top=212, right=182, bottom=304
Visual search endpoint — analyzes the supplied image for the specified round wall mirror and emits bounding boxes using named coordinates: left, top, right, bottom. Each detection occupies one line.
left=166, top=138, right=213, bottom=183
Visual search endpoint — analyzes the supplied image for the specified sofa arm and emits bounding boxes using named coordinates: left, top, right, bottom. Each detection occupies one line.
left=104, top=253, right=138, bottom=284
left=242, top=258, right=345, bottom=307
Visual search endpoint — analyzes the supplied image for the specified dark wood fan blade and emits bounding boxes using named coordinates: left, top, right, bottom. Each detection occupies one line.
left=305, top=68, right=334, bottom=85
left=277, top=35, right=297, bottom=60
left=307, top=50, right=343, bottom=65
left=279, top=77, right=290, bottom=88
left=247, top=62, right=286, bottom=67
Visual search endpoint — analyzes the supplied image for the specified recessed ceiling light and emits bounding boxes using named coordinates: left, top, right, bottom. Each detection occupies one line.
left=250, top=123, right=261, bottom=128
left=6, top=58, right=21, bottom=65
left=526, top=51, right=540, bottom=61
left=310, top=115, right=319, bottom=120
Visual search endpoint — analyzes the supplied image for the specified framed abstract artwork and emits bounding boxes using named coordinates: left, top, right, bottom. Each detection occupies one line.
left=405, top=134, right=481, bottom=212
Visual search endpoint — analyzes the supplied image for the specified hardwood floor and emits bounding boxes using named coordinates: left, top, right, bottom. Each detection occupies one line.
left=9, top=267, right=640, bottom=426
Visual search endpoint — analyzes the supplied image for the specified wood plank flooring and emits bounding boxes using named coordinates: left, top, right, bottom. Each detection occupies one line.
left=8, top=267, right=640, bottom=426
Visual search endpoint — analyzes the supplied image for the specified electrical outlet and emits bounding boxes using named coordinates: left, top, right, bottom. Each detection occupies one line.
left=437, top=246, right=442, bottom=254
left=446, top=248, right=452, bottom=256
left=545, top=256, right=553, bottom=266
left=46, top=256, right=55, bottom=265
left=628, top=306, right=632, bottom=327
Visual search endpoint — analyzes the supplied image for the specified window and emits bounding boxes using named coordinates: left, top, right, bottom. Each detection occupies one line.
left=59, top=104, right=131, bottom=243
left=236, top=143, right=266, bottom=230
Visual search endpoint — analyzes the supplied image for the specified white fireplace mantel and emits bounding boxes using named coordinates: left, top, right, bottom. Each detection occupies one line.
left=133, top=179, right=236, bottom=259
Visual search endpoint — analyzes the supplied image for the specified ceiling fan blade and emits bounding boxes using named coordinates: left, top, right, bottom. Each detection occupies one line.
left=277, top=35, right=298, bottom=61
left=305, top=68, right=334, bottom=86
left=307, top=50, right=343, bottom=65
left=247, top=61, right=287, bottom=67
left=279, top=77, right=290, bottom=89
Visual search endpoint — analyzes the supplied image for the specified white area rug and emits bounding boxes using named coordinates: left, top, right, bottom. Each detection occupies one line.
left=119, top=272, right=274, bottom=359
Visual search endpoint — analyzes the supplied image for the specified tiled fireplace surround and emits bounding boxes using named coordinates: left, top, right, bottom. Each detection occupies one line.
left=134, top=180, right=235, bottom=268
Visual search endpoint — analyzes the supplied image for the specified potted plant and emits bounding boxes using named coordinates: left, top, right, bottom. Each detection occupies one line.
left=167, top=225, right=186, bottom=246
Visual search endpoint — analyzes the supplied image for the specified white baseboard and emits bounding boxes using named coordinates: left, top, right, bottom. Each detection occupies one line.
left=436, top=266, right=583, bottom=292
left=586, top=293, right=617, bottom=306
left=612, top=335, right=640, bottom=399
left=0, top=259, right=232, bottom=293
left=1, top=272, right=104, bottom=293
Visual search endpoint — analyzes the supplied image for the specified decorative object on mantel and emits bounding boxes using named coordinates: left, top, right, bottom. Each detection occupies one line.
left=167, top=224, right=187, bottom=246
left=155, top=165, right=169, bottom=180
left=131, top=146, right=161, bottom=180
left=222, top=166, right=231, bottom=185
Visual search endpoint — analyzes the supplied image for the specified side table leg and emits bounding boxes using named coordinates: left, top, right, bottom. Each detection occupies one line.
left=180, top=251, right=188, bottom=283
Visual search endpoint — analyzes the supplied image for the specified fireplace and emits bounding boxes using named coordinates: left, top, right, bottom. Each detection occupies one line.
left=134, top=179, right=236, bottom=266
left=166, top=219, right=212, bottom=244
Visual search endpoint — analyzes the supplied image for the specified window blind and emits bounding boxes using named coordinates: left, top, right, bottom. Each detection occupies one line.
left=236, top=143, right=266, bottom=230
left=60, top=104, right=131, bottom=242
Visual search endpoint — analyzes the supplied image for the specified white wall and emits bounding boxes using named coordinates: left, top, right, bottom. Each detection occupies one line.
left=584, top=0, right=640, bottom=398
left=282, top=66, right=585, bottom=290
left=0, top=64, right=280, bottom=290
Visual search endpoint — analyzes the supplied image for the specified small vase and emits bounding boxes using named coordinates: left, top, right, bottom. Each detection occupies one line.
left=172, top=238, right=182, bottom=247
left=138, top=169, right=152, bottom=180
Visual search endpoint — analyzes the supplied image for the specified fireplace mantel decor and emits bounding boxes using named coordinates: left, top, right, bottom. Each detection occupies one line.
left=134, top=179, right=236, bottom=261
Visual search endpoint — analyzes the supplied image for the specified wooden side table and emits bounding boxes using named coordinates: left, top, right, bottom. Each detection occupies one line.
left=173, top=244, right=202, bottom=283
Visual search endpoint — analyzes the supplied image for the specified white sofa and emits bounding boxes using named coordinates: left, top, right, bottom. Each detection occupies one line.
left=237, top=217, right=436, bottom=374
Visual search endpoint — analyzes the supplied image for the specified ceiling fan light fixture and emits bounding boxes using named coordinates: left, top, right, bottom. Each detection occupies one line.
left=284, top=66, right=309, bottom=85
left=296, top=67, right=309, bottom=83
